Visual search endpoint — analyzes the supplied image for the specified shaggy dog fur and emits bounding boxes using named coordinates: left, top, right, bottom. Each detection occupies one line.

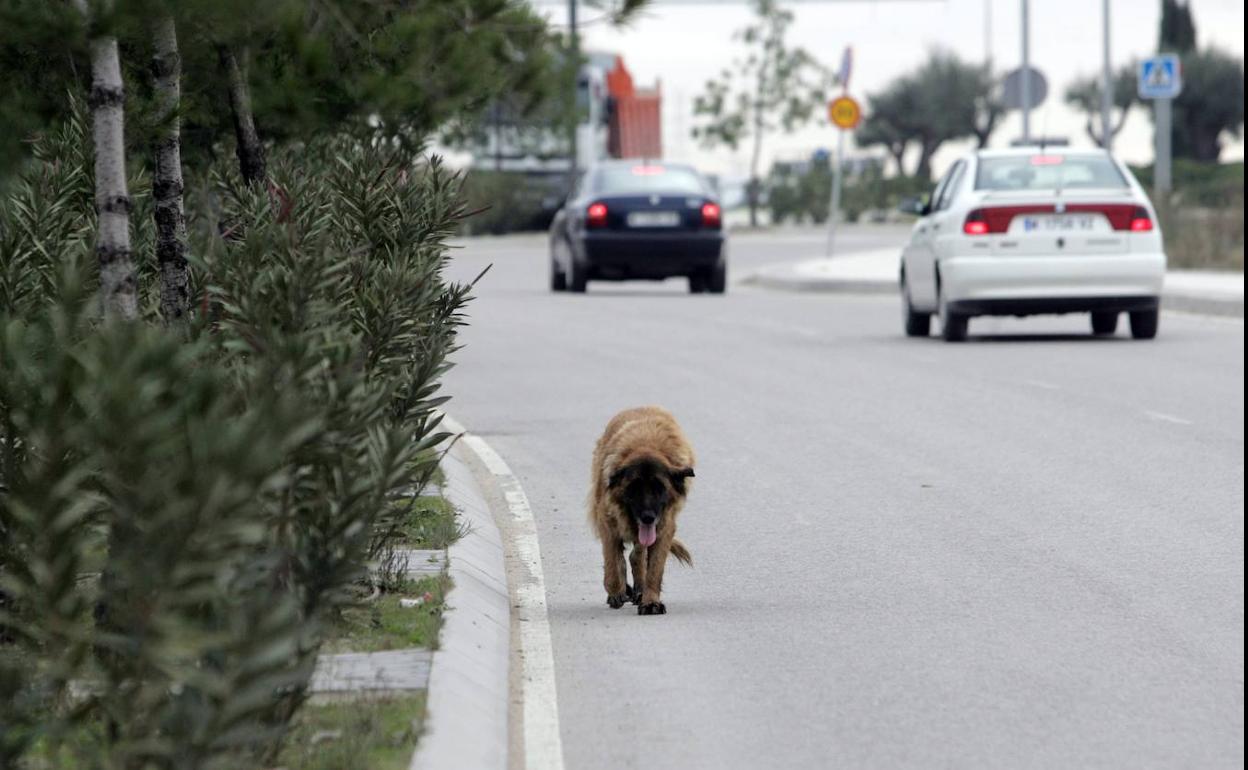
left=589, top=406, right=695, bottom=615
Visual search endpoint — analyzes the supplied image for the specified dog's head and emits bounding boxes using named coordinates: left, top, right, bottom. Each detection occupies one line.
left=607, top=457, right=694, bottom=547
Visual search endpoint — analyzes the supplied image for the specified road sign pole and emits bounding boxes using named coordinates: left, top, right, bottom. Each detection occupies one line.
left=825, top=128, right=845, bottom=258
left=1020, top=0, right=1031, bottom=142
left=1155, top=97, right=1172, bottom=197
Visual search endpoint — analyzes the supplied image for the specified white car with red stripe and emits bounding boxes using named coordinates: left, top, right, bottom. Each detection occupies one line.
left=899, top=148, right=1166, bottom=341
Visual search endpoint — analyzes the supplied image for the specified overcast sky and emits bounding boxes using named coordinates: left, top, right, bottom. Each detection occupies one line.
left=531, top=0, right=1245, bottom=179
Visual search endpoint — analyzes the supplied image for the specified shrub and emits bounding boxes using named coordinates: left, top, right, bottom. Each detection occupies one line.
left=0, top=124, right=474, bottom=766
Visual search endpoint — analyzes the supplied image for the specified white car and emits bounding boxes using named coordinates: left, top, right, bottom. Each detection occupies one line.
left=899, top=148, right=1166, bottom=341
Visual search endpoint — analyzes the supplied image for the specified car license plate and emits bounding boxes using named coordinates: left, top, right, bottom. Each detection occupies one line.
left=627, top=211, right=680, bottom=228
left=1016, top=214, right=1101, bottom=233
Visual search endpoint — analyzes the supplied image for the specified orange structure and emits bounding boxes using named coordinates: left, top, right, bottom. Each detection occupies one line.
left=605, top=58, right=662, bottom=160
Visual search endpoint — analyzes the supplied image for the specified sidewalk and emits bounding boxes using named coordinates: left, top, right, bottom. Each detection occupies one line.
left=742, top=249, right=1245, bottom=317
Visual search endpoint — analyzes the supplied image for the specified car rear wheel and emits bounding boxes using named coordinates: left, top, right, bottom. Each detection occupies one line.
left=1129, top=308, right=1159, bottom=339
left=938, top=285, right=968, bottom=342
left=1090, top=311, right=1118, bottom=336
left=706, top=260, right=727, bottom=294
left=567, top=256, right=588, bottom=293
left=550, top=255, right=567, bottom=292
left=901, top=273, right=931, bottom=337
left=688, top=273, right=707, bottom=293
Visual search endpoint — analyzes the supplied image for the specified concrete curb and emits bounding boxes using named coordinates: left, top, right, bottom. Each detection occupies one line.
left=410, top=422, right=511, bottom=770
left=741, top=267, right=1245, bottom=318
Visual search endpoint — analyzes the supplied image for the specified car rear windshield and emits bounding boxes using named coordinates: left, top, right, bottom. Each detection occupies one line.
left=593, top=165, right=707, bottom=195
left=975, top=154, right=1128, bottom=191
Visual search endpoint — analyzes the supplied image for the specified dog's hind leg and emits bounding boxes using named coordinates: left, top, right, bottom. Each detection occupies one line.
left=627, top=546, right=646, bottom=604
left=638, top=536, right=671, bottom=615
left=603, top=537, right=630, bottom=609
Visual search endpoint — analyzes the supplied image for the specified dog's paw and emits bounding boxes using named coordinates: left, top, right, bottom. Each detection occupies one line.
left=606, top=592, right=629, bottom=609
left=637, top=601, right=666, bottom=616
left=627, top=585, right=642, bottom=605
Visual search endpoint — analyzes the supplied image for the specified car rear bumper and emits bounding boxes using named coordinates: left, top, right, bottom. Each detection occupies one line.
left=579, top=231, right=724, bottom=279
left=941, top=252, right=1165, bottom=313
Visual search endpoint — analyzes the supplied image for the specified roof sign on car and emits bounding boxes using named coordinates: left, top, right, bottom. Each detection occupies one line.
left=631, top=165, right=665, bottom=175
left=1030, top=155, right=1064, bottom=166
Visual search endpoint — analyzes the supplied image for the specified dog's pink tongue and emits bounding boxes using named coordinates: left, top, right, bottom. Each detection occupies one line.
left=638, top=522, right=658, bottom=547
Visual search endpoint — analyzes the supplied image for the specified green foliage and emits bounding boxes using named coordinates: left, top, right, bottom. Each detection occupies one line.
left=275, top=695, right=425, bottom=770
left=858, top=50, right=997, bottom=179
left=767, top=157, right=831, bottom=225
left=322, top=575, right=448, bottom=655
left=1130, top=160, right=1244, bottom=270
left=1159, top=0, right=1197, bottom=53
left=0, top=122, right=472, bottom=767
left=1166, top=49, right=1245, bottom=162
left=841, top=171, right=932, bottom=224
left=767, top=157, right=932, bottom=226
left=458, top=170, right=560, bottom=235
left=691, top=0, right=830, bottom=152
left=1063, top=65, right=1139, bottom=147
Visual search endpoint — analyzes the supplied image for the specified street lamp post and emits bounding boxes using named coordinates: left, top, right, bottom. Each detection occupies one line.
left=1020, top=0, right=1031, bottom=143
left=1101, top=0, right=1113, bottom=151
left=568, top=0, right=579, bottom=184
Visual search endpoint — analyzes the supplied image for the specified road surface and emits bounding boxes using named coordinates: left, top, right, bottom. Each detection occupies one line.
left=442, top=227, right=1244, bottom=770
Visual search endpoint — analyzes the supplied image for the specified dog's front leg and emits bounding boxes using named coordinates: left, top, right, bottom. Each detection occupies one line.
left=602, top=537, right=629, bottom=609
left=627, top=546, right=646, bottom=605
left=638, top=534, right=671, bottom=615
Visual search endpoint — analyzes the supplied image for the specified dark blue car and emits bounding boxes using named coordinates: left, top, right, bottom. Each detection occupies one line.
left=549, top=161, right=727, bottom=294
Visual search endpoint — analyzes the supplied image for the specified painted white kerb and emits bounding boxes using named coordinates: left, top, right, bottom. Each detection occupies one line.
left=446, top=415, right=566, bottom=770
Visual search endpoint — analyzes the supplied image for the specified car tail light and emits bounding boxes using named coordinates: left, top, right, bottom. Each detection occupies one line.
left=586, top=202, right=608, bottom=228
left=1030, top=154, right=1065, bottom=166
left=701, top=202, right=722, bottom=229
left=963, top=209, right=989, bottom=235
left=1129, top=206, right=1153, bottom=232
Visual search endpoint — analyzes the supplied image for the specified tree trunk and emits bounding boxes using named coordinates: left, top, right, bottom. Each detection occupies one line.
left=151, top=15, right=190, bottom=323
left=218, top=46, right=266, bottom=185
left=75, top=0, right=138, bottom=320
left=888, top=143, right=907, bottom=177
left=914, top=139, right=939, bottom=181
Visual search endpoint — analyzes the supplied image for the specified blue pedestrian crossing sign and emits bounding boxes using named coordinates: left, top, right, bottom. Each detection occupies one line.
left=1139, top=55, right=1182, bottom=99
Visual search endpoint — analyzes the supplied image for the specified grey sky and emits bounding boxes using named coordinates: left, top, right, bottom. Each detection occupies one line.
left=538, top=0, right=1245, bottom=178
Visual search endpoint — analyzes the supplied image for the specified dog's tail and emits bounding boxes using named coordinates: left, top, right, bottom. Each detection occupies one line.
left=669, top=539, right=693, bottom=567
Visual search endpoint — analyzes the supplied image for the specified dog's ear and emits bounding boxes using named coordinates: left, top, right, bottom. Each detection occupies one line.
left=608, top=466, right=630, bottom=490
left=669, top=466, right=695, bottom=493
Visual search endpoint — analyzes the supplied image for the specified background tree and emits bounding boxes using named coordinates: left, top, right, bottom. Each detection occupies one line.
left=1159, top=0, right=1197, bottom=53
left=72, top=0, right=138, bottom=320
left=691, top=0, right=831, bottom=226
left=857, top=50, right=991, bottom=180
left=1170, top=51, right=1245, bottom=161
left=1064, top=65, right=1139, bottom=148
left=1150, top=0, right=1246, bottom=162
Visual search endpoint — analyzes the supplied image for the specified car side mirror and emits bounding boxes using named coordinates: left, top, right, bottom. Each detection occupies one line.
left=898, top=196, right=930, bottom=217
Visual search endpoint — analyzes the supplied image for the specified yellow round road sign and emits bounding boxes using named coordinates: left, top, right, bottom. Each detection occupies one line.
left=828, top=95, right=862, bottom=130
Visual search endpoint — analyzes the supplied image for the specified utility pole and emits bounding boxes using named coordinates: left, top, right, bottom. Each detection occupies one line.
left=568, top=0, right=580, bottom=186
left=1020, top=0, right=1031, bottom=143
left=1100, top=0, right=1113, bottom=151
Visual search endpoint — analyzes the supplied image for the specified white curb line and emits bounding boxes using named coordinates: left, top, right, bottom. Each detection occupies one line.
left=411, top=426, right=510, bottom=770
left=442, top=414, right=565, bottom=770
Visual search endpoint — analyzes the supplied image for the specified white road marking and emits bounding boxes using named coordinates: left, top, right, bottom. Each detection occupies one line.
left=448, top=419, right=565, bottom=770
left=1145, top=410, right=1193, bottom=426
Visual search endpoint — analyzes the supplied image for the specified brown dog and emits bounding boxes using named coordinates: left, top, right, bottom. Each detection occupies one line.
left=589, top=406, right=695, bottom=615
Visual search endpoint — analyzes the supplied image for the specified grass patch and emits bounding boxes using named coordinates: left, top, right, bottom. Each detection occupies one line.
left=322, top=574, right=449, bottom=654
left=275, top=694, right=426, bottom=770
left=390, top=495, right=463, bottom=549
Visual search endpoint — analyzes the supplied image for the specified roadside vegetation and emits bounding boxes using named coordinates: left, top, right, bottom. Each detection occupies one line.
left=0, top=1, right=562, bottom=767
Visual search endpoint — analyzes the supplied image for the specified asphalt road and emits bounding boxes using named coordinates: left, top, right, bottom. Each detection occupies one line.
left=442, top=227, right=1245, bottom=770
